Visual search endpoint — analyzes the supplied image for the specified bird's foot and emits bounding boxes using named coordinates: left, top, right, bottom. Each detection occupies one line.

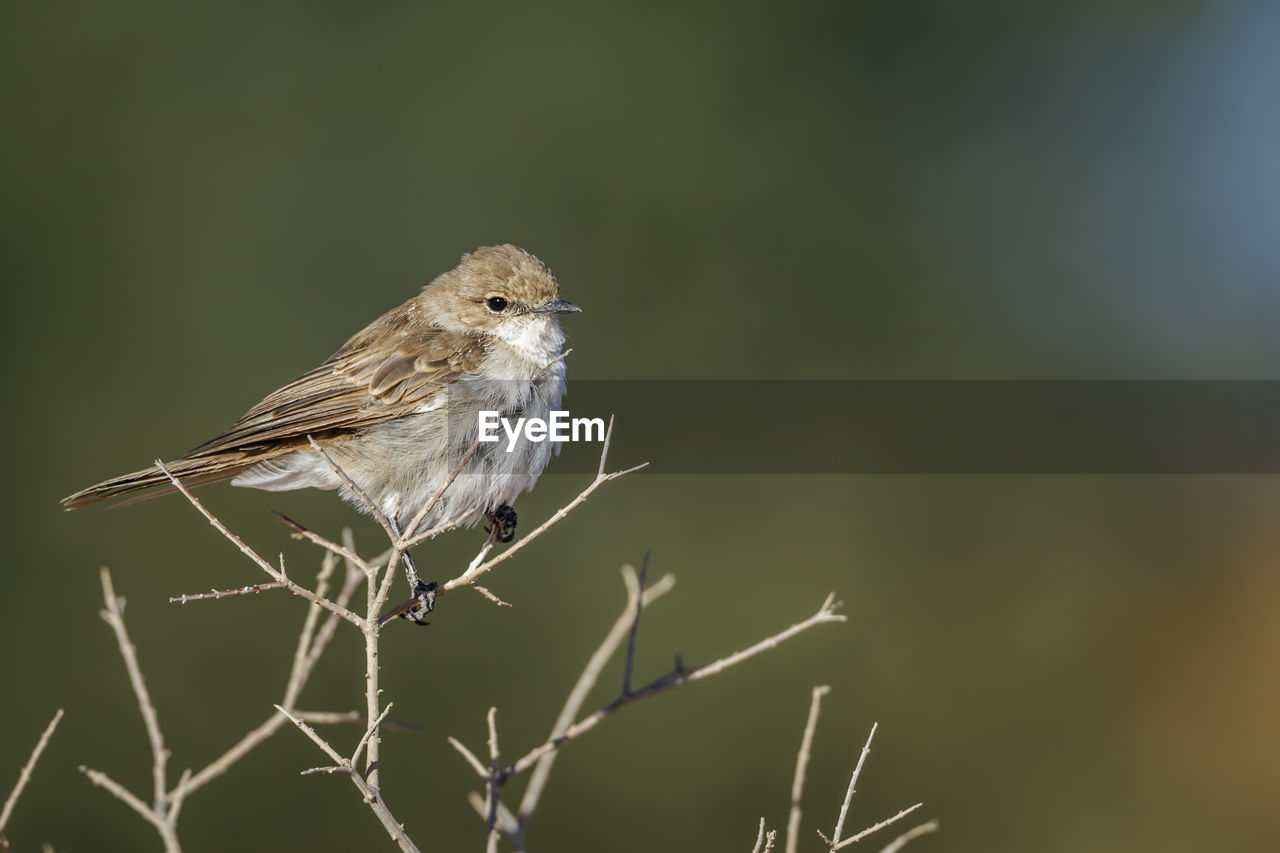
left=401, top=580, right=439, bottom=626
left=485, top=504, right=518, bottom=544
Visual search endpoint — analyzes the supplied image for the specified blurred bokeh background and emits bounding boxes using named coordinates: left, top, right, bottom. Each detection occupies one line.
left=4, top=1, right=1280, bottom=851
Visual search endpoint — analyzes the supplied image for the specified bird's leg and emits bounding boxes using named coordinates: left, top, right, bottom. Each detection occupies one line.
left=400, top=548, right=423, bottom=592
left=485, top=504, right=518, bottom=544
left=377, top=577, right=438, bottom=626
left=389, top=520, right=437, bottom=626
left=398, top=551, right=437, bottom=624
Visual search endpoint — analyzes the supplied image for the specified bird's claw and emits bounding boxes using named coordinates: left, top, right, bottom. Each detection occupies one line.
left=485, top=504, right=518, bottom=544
left=401, top=580, right=439, bottom=626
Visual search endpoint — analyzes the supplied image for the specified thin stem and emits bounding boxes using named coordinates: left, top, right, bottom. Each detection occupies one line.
left=830, top=804, right=924, bottom=850
left=621, top=553, right=650, bottom=697
left=157, top=461, right=363, bottom=628
left=517, top=566, right=676, bottom=819
left=785, top=686, right=831, bottom=853
left=0, top=709, right=64, bottom=833
left=304, top=437, right=397, bottom=542
left=484, top=707, right=502, bottom=852
left=831, top=723, right=878, bottom=844
left=401, top=437, right=481, bottom=547
left=877, top=820, right=940, bottom=853
left=275, top=707, right=421, bottom=853
left=98, top=570, right=170, bottom=814
left=502, top=594, right=845, bottom=783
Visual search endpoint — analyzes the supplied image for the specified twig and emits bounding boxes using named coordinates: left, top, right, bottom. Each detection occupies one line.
left=168, top=581, right=287, bottom=603
left=448, top=738, right=489, bottom=780
left=517, top=565, right=677, bottom=819
left=274, top=707, right=421, bottom=853
left=83, top=570, right=182, bottom=852
left=488, top=592, right=845, bottom=787
left=295, top=711, right=423, bottom=734
left=353, top=705, right=394, bottom=768
left=401, top=437, right=481, bottom=548
left=285, top=551, right=339, bottom=706
left=166, top=770, right=193, bottom=827
left=0, top=709, right=64, bottom=835
left=752, top=818, right=771, bottom=853
left=877, top=820, right=939, bottom=853
left=443, top=417, right=648, bottom=593
left=825, top=804, right=924, bottom=850
left=831, top=723, right=878, bottom=844
left=785, top=686, right=831, bottom=853
left=98, top=569, right=169, bottom=816
left=621, top=553, right=649, bottom=696
left=182, top=548, right=361, bottom=796
left=304, top=437, right=398, bottom=542
left=274, top=512, right=369, bottom=571
left=466, top=793, right=521, bottom=844
left=485, top=707, right=501, bottom=853
left=156, top=461, right=363, bottom=628
left=804, top=718, right=927, bottom=852
left=80, top=766, right=170, bottom=836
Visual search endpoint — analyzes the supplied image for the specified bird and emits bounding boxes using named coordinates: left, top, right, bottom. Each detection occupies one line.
left=63, top=244, right=580, bottom=620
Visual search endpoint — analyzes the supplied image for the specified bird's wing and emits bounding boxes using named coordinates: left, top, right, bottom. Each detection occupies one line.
left=189, top=323, right=486, bottom=456
left=61, top=315, right=489, bottom=509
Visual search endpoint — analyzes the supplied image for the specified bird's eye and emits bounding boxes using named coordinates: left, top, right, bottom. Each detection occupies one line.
left=486, top=296, right=509, bottom=313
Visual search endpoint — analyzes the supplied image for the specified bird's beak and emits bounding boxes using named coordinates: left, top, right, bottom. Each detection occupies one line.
left=538, top=298, right=582, bottom=315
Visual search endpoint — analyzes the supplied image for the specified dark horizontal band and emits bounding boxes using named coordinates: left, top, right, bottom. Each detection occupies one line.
left=505, top=380, right=1280, bottom=474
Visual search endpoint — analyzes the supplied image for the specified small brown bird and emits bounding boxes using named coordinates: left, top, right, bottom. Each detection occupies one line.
left=64, top=244, right=579, bottom=616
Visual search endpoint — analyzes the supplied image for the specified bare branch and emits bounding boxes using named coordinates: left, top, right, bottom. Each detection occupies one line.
left=285, top=551, right=339, bottom=705
left=294, top=711, right=422, bottom=734
left=296, top=539, right=367, bottom=692
left=470, top=583, right=511, bottom=607
left=275, top=706, right=348, bottom=769
left=79, top=766, right=170, bottom=838
left=484, top=707, right=502, bottom=853
left=275, top=707, right=421, bottom=853
left=166, top=770, right=193, bottom=827
left=831, top=723, right=878, bottom=845
left=687, top=594, right=844, bottom=685
left=304, top=437, right=398, bottom=542
left=877, top=820, right=940, bottom=853
left=155, top=462, right=281, bottom=579
left=621, top=553, right=650, bottom=697
left=827, top=804, right=924, bottom=850
left=274, top=513, right=370, bottom=574
left=517, top=565, right=677, bottom=818
left=448, top=737, right=489, bottom=780
left=401, top=437, right=481, bottom=548
left=784, top=686, right=831, bottom=853
left=156, top=462, right=364, bottom=628
left=504, top=593, right=845, bottom=783
left=466, top=793, right=522, bottom=847
left=168, top=581, right=287, bottom=603
left=184, top=549, right=362, bottom=797
left=752, top=818, right=768, bottom=853
left=98, top=569, right=170, bottom=812
left=352, top=704, right=394, bottom=768
left=597, top=414, right=616, bottom=478
left=0, top=709, right=64, bottom=834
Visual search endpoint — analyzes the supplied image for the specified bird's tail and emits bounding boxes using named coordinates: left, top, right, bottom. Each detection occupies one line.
left=61, top=453, right=258, bottom=510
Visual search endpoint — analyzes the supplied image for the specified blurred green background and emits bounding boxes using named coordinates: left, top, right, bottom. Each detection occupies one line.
left=5, top=1, right=1280, bottom=851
